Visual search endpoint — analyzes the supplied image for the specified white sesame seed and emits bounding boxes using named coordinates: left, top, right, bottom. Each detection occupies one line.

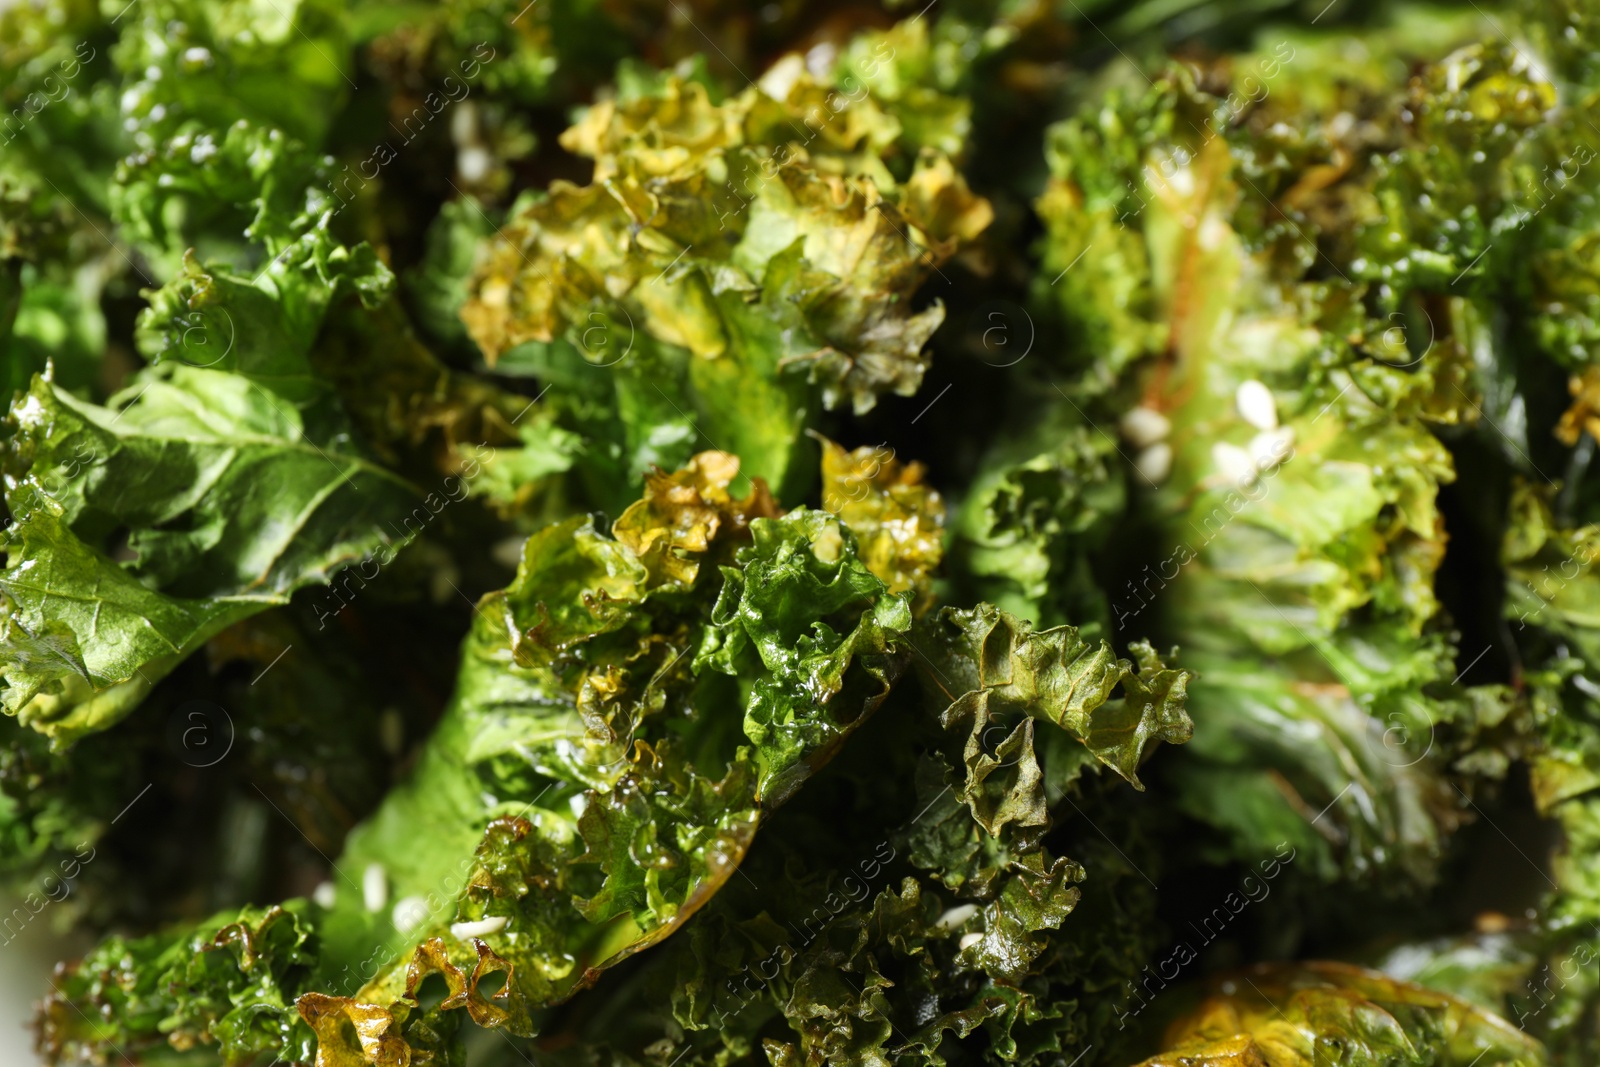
left=1163, top=158, right=1195, bottom=197
left=1236, top=380, right=1278, bottom=431
left=1135, top=443, right=1173, bottom=485
left=757, top=54, right=805, bottom=101
left=457, top=145, right=492, bottom=185
left=450, top=100, right=478, bottom=145
left=451, top=916, right=509, bottom=940
left=1198, top=214, right=1230, bottom=250
left=958, top=932, right=983, bottom=951
left=363, top=864, right=388, bottom=913
left=1212, top=442, right=1256, bottom=486
left=1120, top=406, right=1171, bottom=448
left=1248, top=427, right=1296, bottom=469
left=804, top=42, right=837, bottom=78
left=934, top=905, right=979, bottom=932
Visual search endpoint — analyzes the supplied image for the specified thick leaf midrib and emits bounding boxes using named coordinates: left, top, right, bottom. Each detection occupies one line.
left=98, top=424, right=421, bottom=495
left=2, top=573, right=286, bottom=616
left=53, top=383, right=424, bottom=497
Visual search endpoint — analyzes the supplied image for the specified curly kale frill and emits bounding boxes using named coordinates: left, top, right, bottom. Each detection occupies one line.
left=36, top=444, right=1194, bottom=1066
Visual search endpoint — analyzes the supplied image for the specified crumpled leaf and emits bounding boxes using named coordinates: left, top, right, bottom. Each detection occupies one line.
left=360, top=0, right=623, bottom=112
left=914, top=603, right=1192, bottom=789
left=698, top=506, right=913, bottom=805
left=834, top=17, right=977, bottom=166
left=136, top=224, right=395, bottom=408
left=112, top=120, right=335, bottom=276
left=461, top=68, right=990, bottom=499
left=1031, top=47, right=1507, bottom=891
left=39, top=903, right=321, bottom=1066
left=949, top=414, right=1124, bottom=636
left=310, top=293, right=546, bottom=485
left=816, top=433, right=945, bottom=609
left=101, top=0, right=355, bottom=278
left=0, top=173, right=109, bottom=403
left=1136, top=962, right=1547, bottom=1067
left=1556, top=367, right=1600, bottom=448
left=111, top=0, right=352, bottom=150
left=613, top=451, right=777, bottom=590
left=41, top=452, right=916, bottom=1065
left=308, top=461, right=912, bottom=1059
left=531, top=596, right=1191, bottom=1067
left=1496, top=483, right=1600, bottom=1059
left=297, top=992, right=413, bottom=1067
left=0, top=367, right=421, bottom=744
